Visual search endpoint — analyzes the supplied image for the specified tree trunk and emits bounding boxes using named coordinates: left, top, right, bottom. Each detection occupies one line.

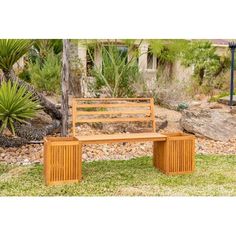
left=61, top=39, right=70, bottom=136
left=4, top=70, right=62, bottom=120
left=199, top=68, right=205, bottom=86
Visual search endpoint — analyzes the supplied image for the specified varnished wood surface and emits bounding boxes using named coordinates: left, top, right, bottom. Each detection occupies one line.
left=44, top=137, right=82, bottom=186
left=73, top=97, right=152, bottom=101
left=153, top=133, right=195, bottom=175
left=76, top=103, right=150, bottom=108
left=76, top=132, right=167, bottom=144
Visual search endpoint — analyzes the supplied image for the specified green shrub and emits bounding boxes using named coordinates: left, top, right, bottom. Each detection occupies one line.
left=0, top=80, right=39, bottom=135
left=181, top=41, right=231, bottom=96
left=28, top=51, right=61, bottom=94
left=89, top=45, right=139, bottom=97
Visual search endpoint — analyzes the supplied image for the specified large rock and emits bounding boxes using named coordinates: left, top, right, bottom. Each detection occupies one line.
left=218, top=95, right=236, bottom=106
left=180, top=109, right=236, bottom=141
left=155, top=115, right=168, bottom=130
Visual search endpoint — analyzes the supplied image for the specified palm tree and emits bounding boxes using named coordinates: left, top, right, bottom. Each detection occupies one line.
left=0, top=39, right=62, bottom=120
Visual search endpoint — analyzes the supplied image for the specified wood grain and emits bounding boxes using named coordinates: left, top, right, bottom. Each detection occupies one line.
left=77, top=132, right=167, bottom=144
left=44, top=137, right=82, bottom=186
left=153, top=133, right=195, bottom=175
left=72, top=97, right=156, bottom=136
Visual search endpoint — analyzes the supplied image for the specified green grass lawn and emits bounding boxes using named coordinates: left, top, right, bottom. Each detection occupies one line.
left=0, top=155, right=236, bottom=196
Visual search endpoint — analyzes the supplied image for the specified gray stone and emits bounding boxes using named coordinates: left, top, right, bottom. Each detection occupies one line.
left=180, top=109, right=236, bottom=142
left=218, top=95, right=236, bottom=106
left=155, top=119, right=168, bottom=130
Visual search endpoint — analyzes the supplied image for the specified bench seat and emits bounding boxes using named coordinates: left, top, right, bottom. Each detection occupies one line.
left=76, top=132, right=167, bottom=144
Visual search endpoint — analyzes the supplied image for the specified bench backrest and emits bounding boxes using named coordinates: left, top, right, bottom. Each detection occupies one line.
left=72, top=98, right=156, bottom=136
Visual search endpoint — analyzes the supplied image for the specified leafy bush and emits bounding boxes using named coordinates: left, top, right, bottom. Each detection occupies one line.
left=182, top=41, right=229, bottom=84
left=149, top=39, right=189, bottom=64
left=0, top=80, right=39, bottom=135
left=181, top=41, right=230, bottom=96
left=28, top=51, right=61, bottom=94
left=89, top=44, right=140, bottom=97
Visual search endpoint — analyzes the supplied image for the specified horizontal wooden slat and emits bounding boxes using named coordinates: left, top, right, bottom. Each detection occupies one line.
left=76, top=117, right=153, bottom=123
left=50, top=142, right=79, bottom=146
left=76, top=110, right=151, bottom=115
left=76, top=103, right=150, bottom=108
left=76, top=132, right=167, bottom=144
left=73, top=98, right=151, bottom=101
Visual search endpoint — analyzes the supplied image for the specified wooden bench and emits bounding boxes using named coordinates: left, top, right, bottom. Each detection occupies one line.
left=43, top=98, right=195, bottom=185
left=72, top=98, right=167, bottom=164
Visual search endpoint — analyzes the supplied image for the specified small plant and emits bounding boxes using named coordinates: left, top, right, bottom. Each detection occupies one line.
left=28, top=51, right=61, bottom=94
left=177, top=102, right=189, bottom=111
left=0, top=80, right=39, bottom=135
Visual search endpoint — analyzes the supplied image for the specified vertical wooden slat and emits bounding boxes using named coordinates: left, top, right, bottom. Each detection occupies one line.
left=78, top=142, right=82, bottom=181
left=165, top=140, right=169, bottom=172
left=183, top=140, right=185, bottom=172
left=67, top=145, right=70, bottom=180
left=178, top=140, right=180, bottom=172
left=44, top=138, right=50, bottom=185
left=73, top=145, right=76, bottom=179
left=150, top=98, right=156, bottom=132
left=52, top=147, right=55, bottom=181
left=192, top=138, right=195, bottom=172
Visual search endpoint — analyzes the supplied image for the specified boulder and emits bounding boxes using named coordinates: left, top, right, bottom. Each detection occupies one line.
left=218, top=95, right=236, bottom=106
left=155, top=115, right=168, bottom=130
left=180, top=109, right=236, bottom=142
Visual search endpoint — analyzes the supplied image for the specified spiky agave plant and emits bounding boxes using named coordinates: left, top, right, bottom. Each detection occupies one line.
left=0, top=39, right=33, bottom=79
left=0, top=80, right=39, bottom=135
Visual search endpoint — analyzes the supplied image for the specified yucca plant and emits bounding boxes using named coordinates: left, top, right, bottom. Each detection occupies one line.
left=0, top=39, right=33, bottom=79
left=0, top=80, right=39, bottom=135
left=88, top=44, right=140, bottom=97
